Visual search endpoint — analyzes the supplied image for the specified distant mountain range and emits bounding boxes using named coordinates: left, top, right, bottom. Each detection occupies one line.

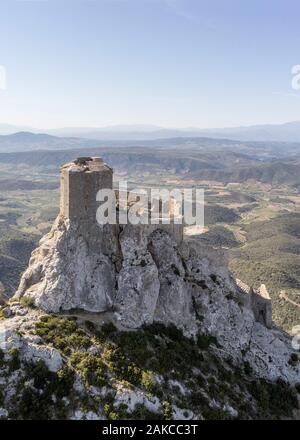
left=3, top=121, right=300, bottom=142
left=2, top=131, right=300, bottom=159
left=0, top=132, right=102, bottom=153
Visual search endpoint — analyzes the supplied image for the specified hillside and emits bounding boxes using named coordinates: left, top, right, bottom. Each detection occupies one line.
left=1, top=145, right=300, bottom=186
left=0, top=132, right=102, bottom=153
left=229, top=213, right=300, bottom=331
left=0, top=310, right=299, bottom=420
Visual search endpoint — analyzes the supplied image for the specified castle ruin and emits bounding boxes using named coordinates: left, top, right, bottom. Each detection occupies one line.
left=60, top=156, right=272, bottom=328
left=60, top=156, right=184, bottom=246
left=236, top=279, right=272, bottom=328
left=14, top=156, right=272, bottom=331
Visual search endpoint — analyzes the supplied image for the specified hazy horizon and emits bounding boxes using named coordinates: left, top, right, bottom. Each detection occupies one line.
left=2, top=119, right=300, bottom=133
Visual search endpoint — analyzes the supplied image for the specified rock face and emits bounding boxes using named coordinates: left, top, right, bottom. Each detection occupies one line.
left=15, top=217, right=117, bottom=313
left=0, top=306, right=62, bottom=373
left=149, top=230, right=195, bottom=332
left=11, top=157, right=300, bottom=388
left=114, top=225, right=160, bottom=328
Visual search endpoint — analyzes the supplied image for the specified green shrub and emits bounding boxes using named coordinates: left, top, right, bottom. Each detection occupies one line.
left=247, top=378, right=299, bottom=418
left=8, top=348, right=20, bottom=372
left=243, top=361, right=252, bottom=376
left=102, top=322, right=117, bottom=336
left=129, top=403, right=163, bottom=420
left=141, top=370, right=157, bottom=395
left=70, top=351, right=107, bottom=387
left=35, top=316, right=92, bottom=355
left=202, top=406, right=229, bottom=420
left=20, top=296, right=35, bottom=308
left=162, top=400, right=172, bottom=420
left=0, top=348, right=4, bottom=368
left=85, top=320, right=96, bottom=332
left=105, top=346, right=142, bottom=386
left=196, top=333, right=218, bottom=350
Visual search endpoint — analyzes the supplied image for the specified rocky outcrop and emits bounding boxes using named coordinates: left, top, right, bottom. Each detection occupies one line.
left=11, top=216, right=300, bottom=386
left=0, top=305, right=62, bottom=372
left=149, top=230, right=196, bottom=332
left=114, top=225, right=160, bottom=328
left=14, top=217, right=117, bottom=313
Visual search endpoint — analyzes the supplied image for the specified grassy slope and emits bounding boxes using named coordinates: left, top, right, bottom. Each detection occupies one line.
left=1, top=314, right=298, bottom=420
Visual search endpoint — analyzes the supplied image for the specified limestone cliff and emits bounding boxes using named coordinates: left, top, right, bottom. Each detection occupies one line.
left=0, top=157, right=299, bottom=420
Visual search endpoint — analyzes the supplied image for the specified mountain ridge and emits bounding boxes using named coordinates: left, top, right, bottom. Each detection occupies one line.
left=3, top=120, right=300, bottom=142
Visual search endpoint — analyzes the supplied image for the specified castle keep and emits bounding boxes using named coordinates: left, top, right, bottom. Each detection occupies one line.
left=59, top=156, right=184, bottom=245
left=60, top=157, right=113, bottom=223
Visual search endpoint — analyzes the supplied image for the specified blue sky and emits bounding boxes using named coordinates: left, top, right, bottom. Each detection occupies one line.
left=0, top=0, right=300, bottom=129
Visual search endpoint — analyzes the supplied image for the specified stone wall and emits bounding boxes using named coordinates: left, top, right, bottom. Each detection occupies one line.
left=251, top=285, right=272, bottom=329
left=236, top=279, right=272, bottom=329
left=60, top=157, right=113, bottom=224
left=115, top=189, right=184, bottom=246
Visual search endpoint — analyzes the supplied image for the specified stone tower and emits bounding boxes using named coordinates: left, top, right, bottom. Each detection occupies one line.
left=59, top=156, right=119, bottom=258
left=60, top=157, right=113, bottom=224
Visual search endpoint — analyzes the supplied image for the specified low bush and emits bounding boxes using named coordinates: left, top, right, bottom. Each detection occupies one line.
left=70, top=351, right=107, bottom=388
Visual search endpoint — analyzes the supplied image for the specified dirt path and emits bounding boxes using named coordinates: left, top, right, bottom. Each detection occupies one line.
left=279, top=291, right=300, bottom=308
